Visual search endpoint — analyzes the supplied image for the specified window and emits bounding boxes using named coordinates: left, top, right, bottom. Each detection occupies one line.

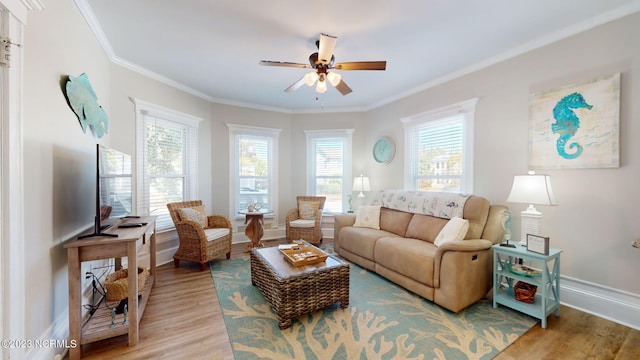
left=402, top=98, right=477, bottom=193
left=228, top=124, right=281, bottom=219
left=134, top=99, right=201, bottom=231
left=304, top=129, right=353, bottom=213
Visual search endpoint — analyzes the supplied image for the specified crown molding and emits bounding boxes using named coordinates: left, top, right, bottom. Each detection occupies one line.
left=21, top=0, right=44, bottom=10
left=369, top=1, right=640, bottom=111
left=74, top=0, right=640, bottom=115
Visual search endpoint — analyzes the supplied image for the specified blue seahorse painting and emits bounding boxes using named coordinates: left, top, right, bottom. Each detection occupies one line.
left=551, top=92, right=593, bottom=159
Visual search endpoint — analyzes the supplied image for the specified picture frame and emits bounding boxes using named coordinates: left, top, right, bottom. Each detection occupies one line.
left=529, top=73, right=620, bottom=169
left=526, top=234, right=549, bottom=255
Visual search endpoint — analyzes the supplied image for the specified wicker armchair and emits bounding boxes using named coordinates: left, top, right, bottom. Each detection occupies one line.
left=167, top=200, right=232, bottom=271
left=285, top=196, right=326, bottom=245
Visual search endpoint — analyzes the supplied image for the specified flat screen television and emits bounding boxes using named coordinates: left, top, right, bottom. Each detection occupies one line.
left=79, top=144, right=133, bottom=239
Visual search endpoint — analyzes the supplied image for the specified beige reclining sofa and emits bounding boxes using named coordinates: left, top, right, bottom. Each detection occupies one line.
left=334, top=190, right=507, bottom=312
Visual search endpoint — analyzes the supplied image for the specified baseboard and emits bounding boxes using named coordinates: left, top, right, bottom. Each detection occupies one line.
left=231, top=227, right=285, bottom=244
left=26, top=309, right=72, bottom=360
left=230, top=224, right=335, bottom=244
left=560, top=275, right=640, bottom=330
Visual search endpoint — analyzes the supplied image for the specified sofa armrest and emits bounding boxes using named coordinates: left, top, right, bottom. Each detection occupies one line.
left=433, top=239, right=493, bottom=289
left=435, top=239, right=493, bottom=254
left=333, top=214, right=357, bottom=252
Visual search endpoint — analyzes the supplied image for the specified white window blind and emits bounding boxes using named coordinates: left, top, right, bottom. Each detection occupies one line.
left=134, top=99, right=200, bottom=231
left=403, top=98, right=477, bottom=193
left=304, top=129, right=353, bottom=213
left=237, top=134, right=272, bottom=213
left=228, top=124, right=281, bottom=220
left=313, top=138, right=344, bottom=213
left=408, top=116, right=464, bottom=192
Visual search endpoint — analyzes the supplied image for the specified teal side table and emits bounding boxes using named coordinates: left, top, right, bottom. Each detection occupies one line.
left=492, top=243, right=562, bottom=328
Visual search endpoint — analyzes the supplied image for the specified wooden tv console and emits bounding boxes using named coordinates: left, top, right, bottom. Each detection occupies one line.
left=65, top=216, right=156, bottom=360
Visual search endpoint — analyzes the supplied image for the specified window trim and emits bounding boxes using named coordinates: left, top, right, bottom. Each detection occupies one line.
left=401, top=98, right=477, bottom=193
left=304, top=129, right=354, bottom=214
left=133, top=98, right=201, bottom=231
left=227, top=123, right=281, bottom=222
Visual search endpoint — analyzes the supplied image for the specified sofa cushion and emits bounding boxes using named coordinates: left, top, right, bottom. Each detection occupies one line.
left=379, top=207, right=414, bottom=237
left=374, top=237, right=437, bottom=287
left=353, top=205, right=381, bottom=229
left=290, top=219, right=315, bottom=228
left=434, top=217, right=469, bottom=247
left=339, top=227, right=398, bottom=261
left=404, top=214, right=448, bottom=243
left=204, top=228, right=230, bottom=241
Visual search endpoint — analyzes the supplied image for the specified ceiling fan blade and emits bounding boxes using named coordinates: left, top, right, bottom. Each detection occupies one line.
left=318, top=33, right=337, bottom=65
left=334, top=80, right=353, bottom=96
left=259, top=60, right=311, bottom=69
left=333, top=61, right=387, bottom=71
left=284, top=77, right=306, bottom=93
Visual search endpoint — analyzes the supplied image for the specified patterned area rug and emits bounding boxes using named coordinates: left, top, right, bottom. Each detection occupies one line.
left=209, top=245, right=536, bottom=359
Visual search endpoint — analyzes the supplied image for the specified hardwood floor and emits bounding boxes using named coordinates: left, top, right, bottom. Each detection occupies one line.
left=73, top=240, right=640, bottom=359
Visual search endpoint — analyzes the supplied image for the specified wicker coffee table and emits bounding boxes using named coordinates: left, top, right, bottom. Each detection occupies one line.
left=250, top=245, right=350, bottom=329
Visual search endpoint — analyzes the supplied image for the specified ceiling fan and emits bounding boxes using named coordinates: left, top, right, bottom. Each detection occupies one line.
left=259, top=33, right=387, bottom=96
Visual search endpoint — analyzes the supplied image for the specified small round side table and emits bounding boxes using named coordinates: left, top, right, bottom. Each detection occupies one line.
left=238, top=210, right=272, bottom=251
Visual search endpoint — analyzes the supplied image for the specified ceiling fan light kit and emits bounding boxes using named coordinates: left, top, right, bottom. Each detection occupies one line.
left=260, top=33, right=386, bottom=96
left=304, top=72, right=319, bottom=86
left=326, top=72, right=341, bottom=86
left=316, top=76, right=328, bottom=93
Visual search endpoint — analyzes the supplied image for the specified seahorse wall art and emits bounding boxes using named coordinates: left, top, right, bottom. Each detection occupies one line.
left=551, top=92, right=593, bottom=159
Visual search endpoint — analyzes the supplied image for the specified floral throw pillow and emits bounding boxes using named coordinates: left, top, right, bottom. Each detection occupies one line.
left=179, top=205, right=207, bottom=228
left=298, top=201, right=320, bottom=220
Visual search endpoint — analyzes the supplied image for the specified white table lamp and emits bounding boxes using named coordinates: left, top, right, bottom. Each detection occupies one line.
left=352, top=174, right=371, bottom=198
left=507, top=171, right=557, bottom=245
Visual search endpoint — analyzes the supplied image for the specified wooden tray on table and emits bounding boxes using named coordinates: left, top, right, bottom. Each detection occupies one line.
left=280, top=244, right=328, bottom=266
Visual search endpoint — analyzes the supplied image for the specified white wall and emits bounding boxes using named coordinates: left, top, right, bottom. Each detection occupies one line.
left=14, top=1, right=640, bottom=357
left=367, top=12, right=640, bottom=294
left=363, top=12, right=640, bottom=327
left=23, top=0, right=111, bottom=346
left=21, top=1, right=238, bottom=357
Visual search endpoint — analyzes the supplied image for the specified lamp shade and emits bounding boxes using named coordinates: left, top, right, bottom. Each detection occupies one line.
left=304, top=72, right=319, bottom=86
left=315, top=78, right=327, bottom=93
left=352, top=175, right=371, bottom=198
left=326, top=72, right=342, bottom=86
left=507, top=174, right=557, bottom=206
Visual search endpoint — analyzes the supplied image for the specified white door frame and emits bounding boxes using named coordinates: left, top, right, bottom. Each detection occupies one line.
left=1, top=1, right=33, bottom=359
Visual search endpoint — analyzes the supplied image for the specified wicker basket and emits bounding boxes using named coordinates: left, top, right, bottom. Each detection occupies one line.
left=514, top=281, right=537, bottom=303
left=105, top=267, right=149, bottom=301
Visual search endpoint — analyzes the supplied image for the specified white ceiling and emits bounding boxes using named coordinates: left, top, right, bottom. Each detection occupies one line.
left=80, top=0, right=640, bottom=113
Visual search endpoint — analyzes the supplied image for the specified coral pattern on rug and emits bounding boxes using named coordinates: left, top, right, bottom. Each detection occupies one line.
left=209, top=245, right=536, bottom=359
